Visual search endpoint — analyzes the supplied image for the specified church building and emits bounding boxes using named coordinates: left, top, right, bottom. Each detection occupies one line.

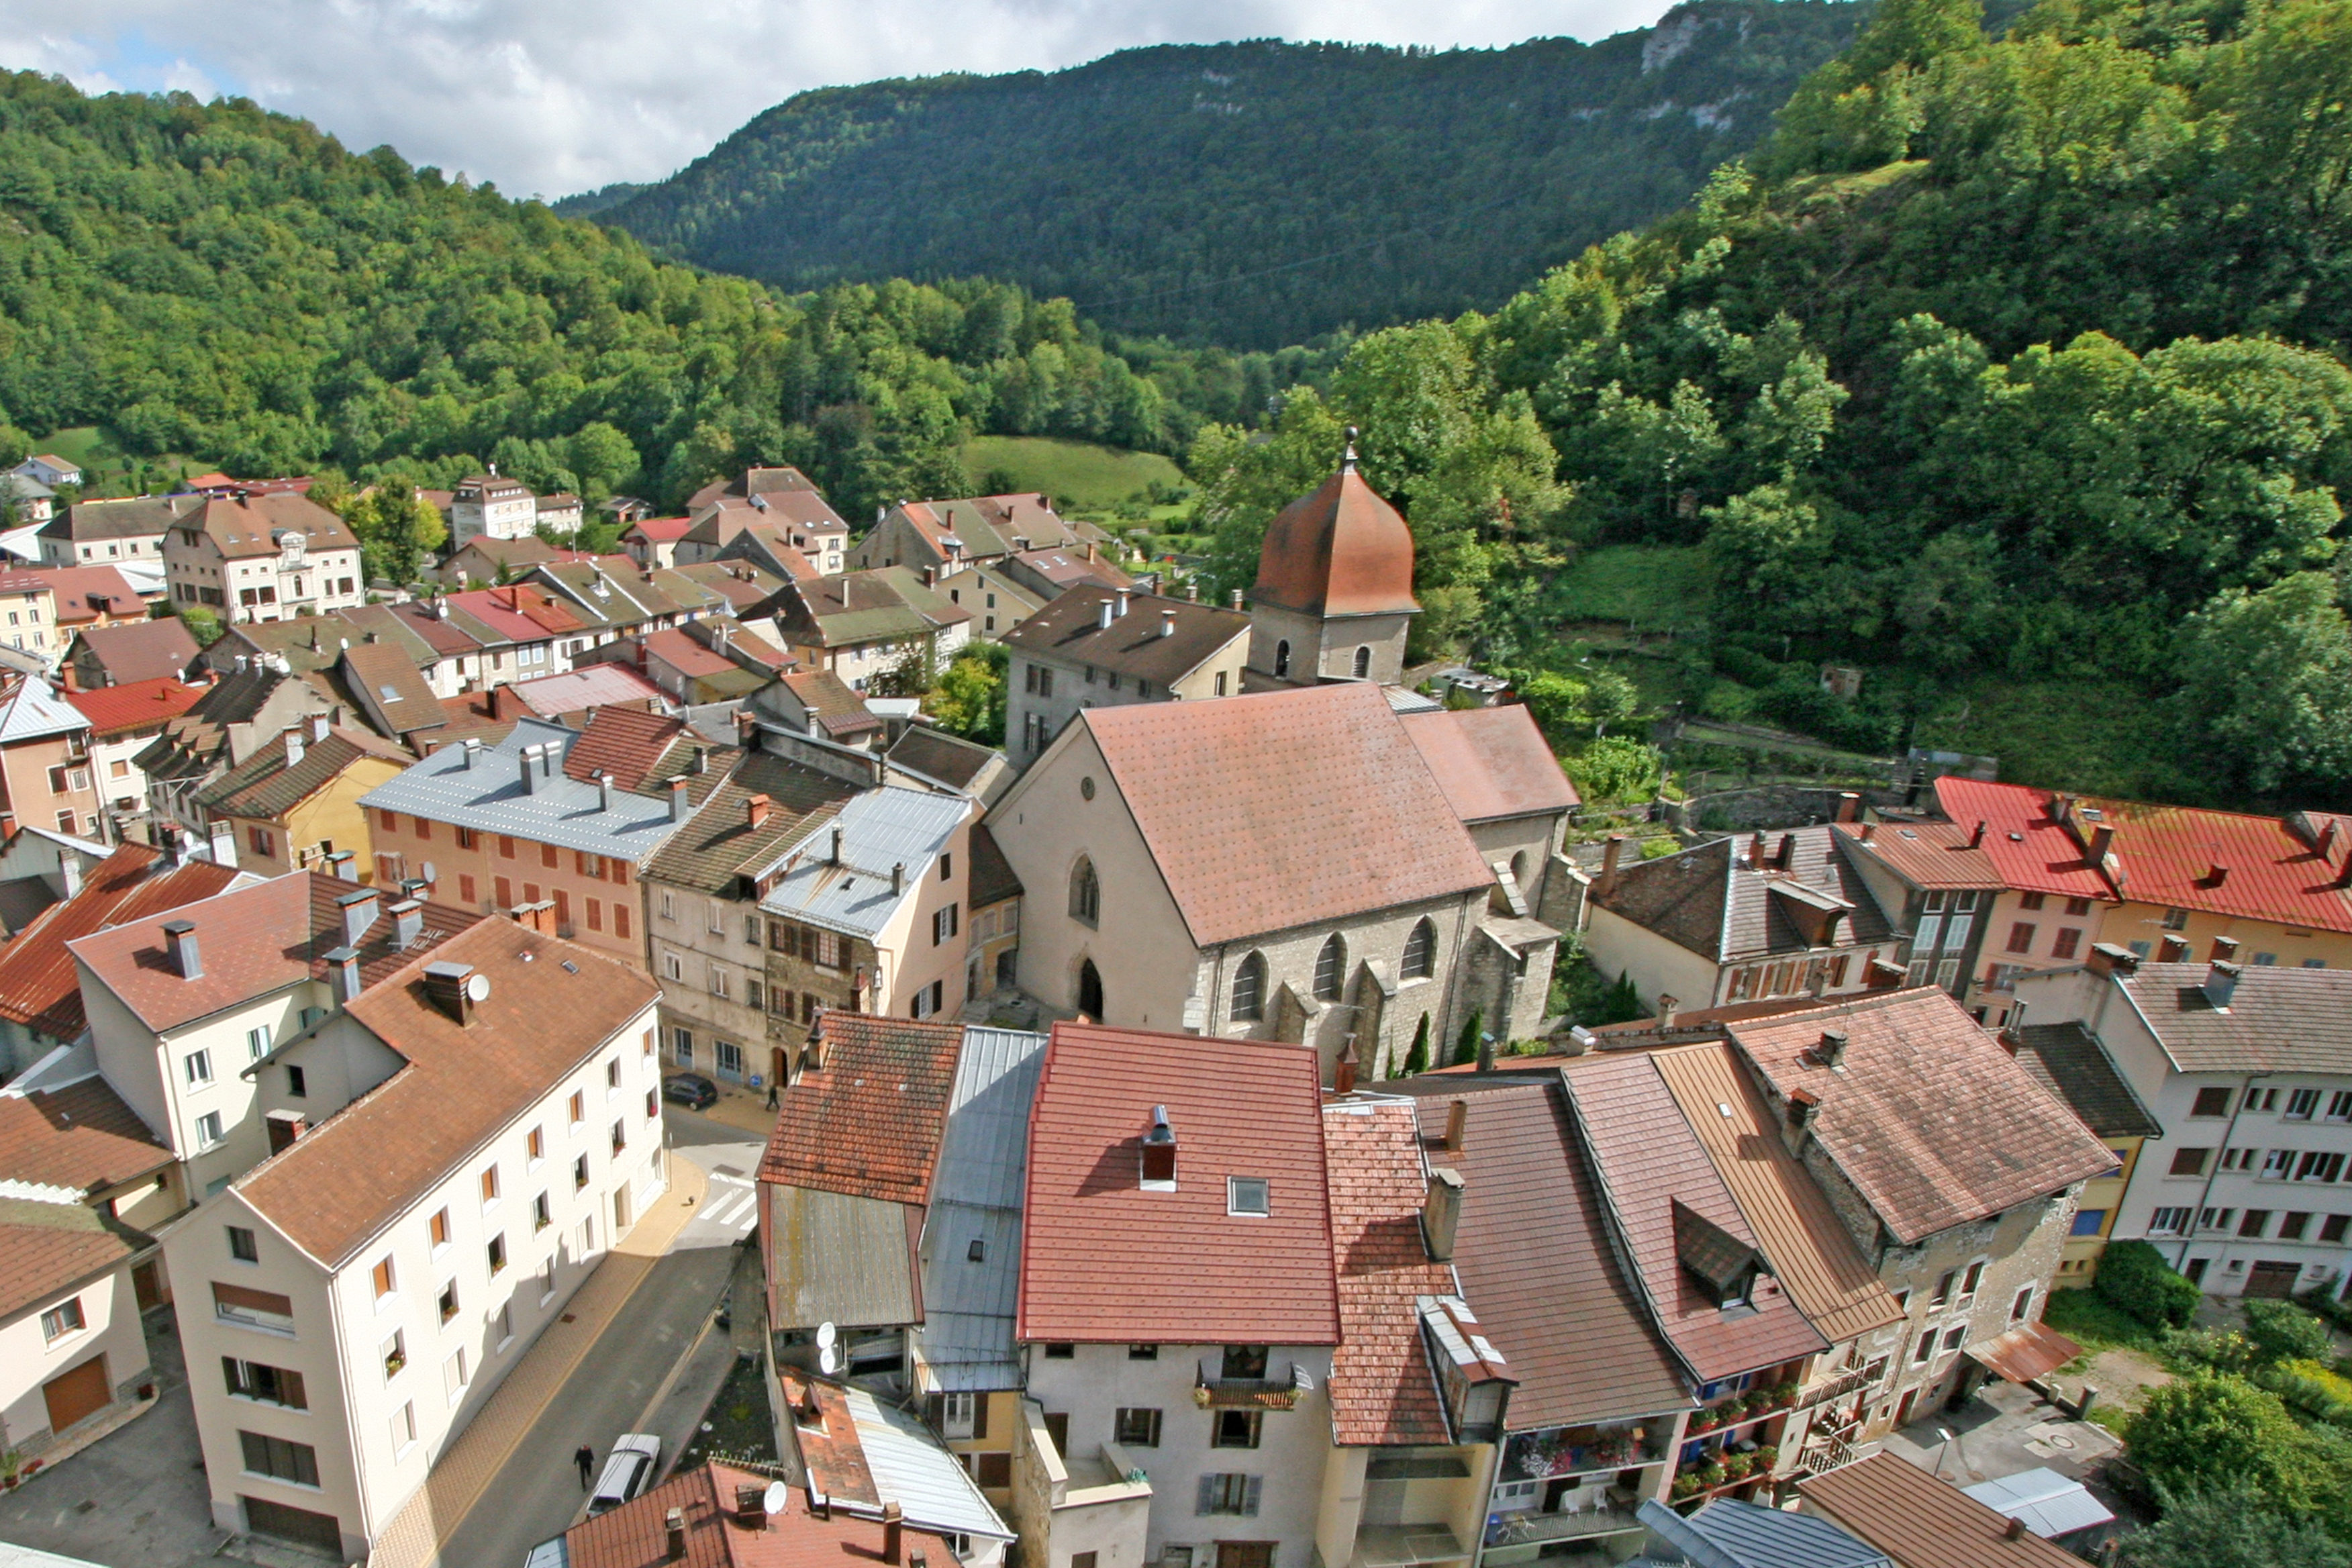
left=1245, top=429, right=1421, bottom=688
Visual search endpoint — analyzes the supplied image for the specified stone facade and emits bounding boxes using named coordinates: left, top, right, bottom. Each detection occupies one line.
left=1244, top=602, right=1412, bottom=688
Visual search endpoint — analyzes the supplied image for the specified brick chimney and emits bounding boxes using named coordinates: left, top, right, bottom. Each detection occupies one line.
left=1836, top=792, right=1861, bottom=823
left=2210, top=934, right=2240, bottom=963
left=422, top=961, right=485, bottom=1025
left=735, top=1484, right=767, bottom=1532
left=665, top=1507, right=688, bottom=1559
left=1423, top=1167, right=1465, bottom=1261
left=1598, top=834, right=1627, bottom=899
left=2086, top=942, right=2139, bottom=977
left=747, top=793, right=772, bottom=829
left=881, top=1502, right=903, bottom=1564
left=2159, top=934, right=2192, bottom=963
left=1444, top=1098, right=1468, bottom=1153
left=1140, top=1105, right=1177, bottom=1184
left=162, top=919, right=201, bottom=979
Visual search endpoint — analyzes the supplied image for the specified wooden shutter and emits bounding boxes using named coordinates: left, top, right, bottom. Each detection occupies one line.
left=212, top=1281, right=293, bottom=1316
left=971, top=1391, right=988, bottom=1439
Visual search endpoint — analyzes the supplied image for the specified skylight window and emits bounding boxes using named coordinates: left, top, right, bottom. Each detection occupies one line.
left=1228, top=1177, right=1270, bottom=1217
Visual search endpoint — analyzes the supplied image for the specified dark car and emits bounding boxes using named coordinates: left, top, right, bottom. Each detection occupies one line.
left=661, top=1073, right=718, bottom=1110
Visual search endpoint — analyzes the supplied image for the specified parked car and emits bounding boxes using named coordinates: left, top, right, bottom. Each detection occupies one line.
left=587, top=1432, right=662, bottom=1518
left=522, top=1536, right=567, bottom=1568
left=661, top=1073, right=718, bottom=1110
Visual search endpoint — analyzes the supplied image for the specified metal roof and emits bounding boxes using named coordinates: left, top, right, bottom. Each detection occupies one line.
left=1961, top=1468, right=2114, bottom=1539
left=754, top=787, right=969, bottom=938
left=838, top=1384, right=1015, bottom=1541
left=1636, top=1498, right=1892, bottom=1568
left=0, top=679, right=89, bottom=744
left=358, top=716, right=689, bottom=863
left=916, top=1027, right=1047, bottom=1392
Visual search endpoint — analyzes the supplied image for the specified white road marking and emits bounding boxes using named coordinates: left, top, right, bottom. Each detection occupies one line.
left=697, top=1174, right=757, bottom=1234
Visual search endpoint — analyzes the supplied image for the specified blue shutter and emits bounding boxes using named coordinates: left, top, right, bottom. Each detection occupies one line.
left=1197, top=1474, right=1216, bottom=1516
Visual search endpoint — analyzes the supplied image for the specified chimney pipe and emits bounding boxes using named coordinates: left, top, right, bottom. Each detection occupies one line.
left=2004, top=1517, right=2027, bottom=1542
left=1141, top=1105, right=1177, bottom=1183
left=1657, top=994, right=1679, bottom=1029
left=162, top=919, right=201, bottom=979
left=891, top=862, right=905, bottom=895
left=1859, top=821, right=1876, bottom=843
left=831, top=826, right=844, bottom=866
left=518, top=748, right=537, bottom=794
left=58, top=854, right=81, bottom=899
left=2204, top=961, right=2241, bottom=1009
left=881, top=1502, right=903, bottom=1565
left=665, top=1508, right=688, bottom=1560
left=597, top=770, right=614, bottom=814
left=1161, top=609, right=1176, bottom=638
left=669, top=777, right=691, bottom=822
left=1836, top=792, right=1861, bottom=824
left=389, top=899, right=424, bottom=950
left=1423, top=1166, right=1465, bottom=1261
left=1444, top=1098, right=1468, bottom=1153
left=1817, top=1028, right=1848, bottom=1068
left=326, top=944, right=362, bottom=1007
left=338, top=887, right=381, bottom=946
left=2210, top=934, right=2240, bottom=963
left=2089, top=824, right=2114, bottom=864
left=1598, top=834, right=1627, bottom=900
left=328, top=848, right=358, bottom=881
left=2159, top=934, right=2192, bottom=963
left=747, top=793, right=772, bottom=829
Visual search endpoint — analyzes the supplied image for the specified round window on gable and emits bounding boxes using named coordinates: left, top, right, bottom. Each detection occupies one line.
left=1079, top=777, right=1096, bottom=801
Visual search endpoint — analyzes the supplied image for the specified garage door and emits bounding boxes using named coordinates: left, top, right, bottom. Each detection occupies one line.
left=2247, top=1261, right=2304, bottom=1298
left=244, top=1496, right=344, bottom=1556
left=42, top=1353, right=110, bottom=1434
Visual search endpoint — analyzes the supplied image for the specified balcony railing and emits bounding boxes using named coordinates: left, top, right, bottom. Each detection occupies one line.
left=1194, top=1362, right=1310, bottom=1410
left=1797, top=1436, right=1859, bottom=1476
left=1489, top=1503, right=1640, bottom=1546
left=1799, top=1367, right=1880, bottom=1410
left=1351, top=1523, right=1471, bottom=1568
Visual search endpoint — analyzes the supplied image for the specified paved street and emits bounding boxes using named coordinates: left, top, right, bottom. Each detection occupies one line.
left=431, top=1110, right=762, bottom=1568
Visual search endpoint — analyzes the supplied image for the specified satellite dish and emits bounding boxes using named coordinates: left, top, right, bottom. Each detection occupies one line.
left=464, top=973, right=492, bottom=1003
left=818, top=1343, right=840, bottom=1375
left=763, top=1481, right=789, bottom=1515
left=815, top=1322, right=836, bottom=1350
left=420, top=861, right=438, bottom=884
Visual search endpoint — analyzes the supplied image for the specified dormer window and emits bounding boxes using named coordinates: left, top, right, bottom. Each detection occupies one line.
left=1672, top=1199, right=1763, bottom=1310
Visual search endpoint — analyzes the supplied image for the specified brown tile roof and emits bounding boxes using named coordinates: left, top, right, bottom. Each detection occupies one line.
left=1836, top=821, right=2003, bottom=890
left=1728, top=989, right=2119, bottom=1246
left=1253, top=460, right=1420, bottom=618
left=69, top=618, right=201, bottom=685
left=2009, top=1024, right=2161, bottom=1140
left=67, top=872, right=482, bottom=1036
left=64, top=677, right=207, bottom=738
left=42, top=493, right=201, bottom=544
left=1399, top=1077, right=1689, bottom=1426
left=195, top=726, right=411, bottom=822
left=340, top=641, right=444, bottom=737
left=883, top=726, right=997, bottom=793
left=769, top=569, right=970, bottom=649
left=967, top=824, right=1022, bottom=909
left=23, top=565, right=148, bottom=625
left=757, top=1014, right=965, bottom=1205
left=236, top=918, right=658, bottom=1265
left=777, top=671, right=879, bottom=739
left=0, top=848, right=240, bottom=1042
left=0, top=1195, right=150, bottom=1322
left=2115, top=962, right=2352, bottom=1075
left=1324, top=1097, right=1453, bottom=1447
left=0, top=1074, right=172, bottom=1196
left=1019, top=1023, right=1339, bottom=1344
left=1799, top=1453, right=2082, bottom=1568
left=188, top=493, right=358, bottom=559
left=1000, top=587, right=1246, bottom=685
left=641, top=752, right=856, bottom=897
left=1079, top=683, right=1494, bottom=946
left=1651, top=1043, right=1906, bottom=1344
left=562, top=706, right=693, bottom=793
left=1594, top=828, right=1898, bottom=965
left=1559, top=1052, right=1828, bottom=1379
left=561, top=1459, right=954, bottom=1568
left=1399, top=706, right=1579, bottom=823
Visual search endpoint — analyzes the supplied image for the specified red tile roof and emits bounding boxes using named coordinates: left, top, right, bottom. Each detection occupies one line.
left=0, top=1073, right=172, bottom=1196
left=1078, top=683, right=1496, bottom=945
left=1835, top=821, right=2003, bottom=890
left=1253, top=462, right=1420, bottom=617
left=1931, top=779, right=2120, bottom=902
left=756, top=1014, right=964, bottom=1205
left=1399, top=705, right=1579, bottom=824
left=2088, top=793, right=2352, bottom=932
left=236, top=918, right=658, bottom=1265
left=562, top=705, right=693, bottom=793
left=1324, top=1097, right=1454, bottom=1447
left=1019, top=1023, right=1339, bottom=1344
left=623, top=516, right=695, bottom=543
left=644, top=628, right=742, bottom=679
left=563, top=1460, right=956, bottom=1568
left=0, top=847, right=240, bottom=1042
left=1728, top=988, right=2118, bottom=1245
left=64, top=677, right=208, bottom=738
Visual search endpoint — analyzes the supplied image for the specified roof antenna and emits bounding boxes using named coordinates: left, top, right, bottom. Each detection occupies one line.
left=1341, top=426, right=1360, bottom=476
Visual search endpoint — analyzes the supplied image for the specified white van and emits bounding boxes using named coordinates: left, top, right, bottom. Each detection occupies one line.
left=586, top=1432, right=663, bottom=1518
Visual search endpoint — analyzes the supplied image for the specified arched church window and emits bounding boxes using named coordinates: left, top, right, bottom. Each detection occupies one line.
left=1314, top=934, right=1346, bottom=1001
left=1353, top=645, right=1371, bottom=679
left=1069, top=857, right=1099, bottom=927
left=1273, top=640, right=1291, bottom=679
left=1231, top=952, right=1266, bottom=1022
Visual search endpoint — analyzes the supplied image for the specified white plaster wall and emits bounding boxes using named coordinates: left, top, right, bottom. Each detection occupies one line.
left=0, top=1257, right=150, bottom=1451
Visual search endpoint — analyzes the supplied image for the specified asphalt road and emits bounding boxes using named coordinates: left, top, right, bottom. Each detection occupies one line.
left=435, top=1112, right=761, bottom=1568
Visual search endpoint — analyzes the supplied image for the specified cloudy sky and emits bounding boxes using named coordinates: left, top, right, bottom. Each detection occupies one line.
left=0, top=0, right=1683, bottom=199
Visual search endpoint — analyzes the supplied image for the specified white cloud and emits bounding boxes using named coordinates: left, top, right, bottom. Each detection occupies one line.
left=0, top=0, right=1683, bottom=197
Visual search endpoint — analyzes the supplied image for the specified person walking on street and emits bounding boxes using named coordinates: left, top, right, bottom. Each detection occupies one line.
left=766, top=1081, right=779, bottom=1112
left=575, top=1444, right=595, bottom=1490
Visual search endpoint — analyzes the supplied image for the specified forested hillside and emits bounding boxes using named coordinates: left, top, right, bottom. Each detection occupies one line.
left=0, top=74, right=1306, bottom=519
left=1187, top=0, right=2352, bottom=806
left=578, top=3, right=1871, bottom=347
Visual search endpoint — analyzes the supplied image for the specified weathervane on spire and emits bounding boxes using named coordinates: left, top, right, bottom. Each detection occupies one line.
left=1341, top=426, right=1360, bottom=475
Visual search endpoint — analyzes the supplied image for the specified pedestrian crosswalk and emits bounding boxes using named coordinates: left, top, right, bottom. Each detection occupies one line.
left=698, top=1173, right=758, bottom=1236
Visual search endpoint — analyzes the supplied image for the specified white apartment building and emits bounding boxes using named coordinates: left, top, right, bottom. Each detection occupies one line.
left=162, top=918, right=665, bottom=1560
left=164, top=495, right=364, bottom=626
left=2015, top=952, right=2352, bottom=1299
left=448, top=471, right=538, bottom=546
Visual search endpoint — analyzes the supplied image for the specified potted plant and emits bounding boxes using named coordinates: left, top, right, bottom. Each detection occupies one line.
left=1753, top=1444, right=1780, bottom=1473
left=1671, top=1471, right=1705, bottom=1500
left=1722, top=1451, right=1755, bottom=1481
left=1688, top=1408, right=1717, bottom=1434
left=1698, top=1461, right=1726, bottom=1489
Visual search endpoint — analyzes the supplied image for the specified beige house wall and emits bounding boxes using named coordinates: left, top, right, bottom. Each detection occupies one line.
left=371, top=812, right=645, bottom=966
left=2094, top=901, right=2352, bottom=973
left=0, top=1256, right=151, bottom=1457
left=1579, top=905, right=1725, bottom=1014
left=0, top=730, right=104, bottom=840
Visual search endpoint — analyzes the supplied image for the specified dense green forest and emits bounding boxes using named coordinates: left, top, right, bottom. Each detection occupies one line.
left=1187, top=0, right=2352, bottom=806
left=575, top=4, right=1872, bottom=347
left=0, top=72, right=1316, bottom=520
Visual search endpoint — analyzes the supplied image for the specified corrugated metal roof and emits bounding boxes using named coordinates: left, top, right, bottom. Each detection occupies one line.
left=915, top=1027, right=1047, bottom=1393
left=1801, top=1453, right=2084, bottom=1568
left=1961, top=1468, right=2113, bottom=1539
left=755, top=787, right=969, bottom=939
left=1638, top=1497, right=1894, bottom=1568
left=768, top=1185, right=918, bottom=1332
left=839, top=1385, right=1015, bottom=1540
left=0, top=679, right=89, bottom=743
left=358, top=716, right=690, bottom=862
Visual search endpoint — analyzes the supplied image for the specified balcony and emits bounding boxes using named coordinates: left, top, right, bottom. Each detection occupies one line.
left=1351, top=1524, right=1470, bottom=1568
left=1498, top=1423, right=1667, bottom=1482
left=1487, top=1503, right=1641, bottom=1547
left=1798, top=1366, right=1880, bottom=1410
left=1194, top=1361, right=1310, bottom=1410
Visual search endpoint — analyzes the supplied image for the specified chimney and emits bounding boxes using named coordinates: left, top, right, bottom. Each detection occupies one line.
left=328, top=848, right=358, bottom=882
left=518, top=748, right=538, bottom=794
left=1230, top=589, right=1244, bottom=610
left=2206, top=861, right=2231, bottom=887
left=162, top=920, right=202, bottom=979
left=1859, top=821, right=1877, bottom=843
left=669, top=777, right=691, bottom=823
left=1998, top=1000, right=2030, bottom=1054
left=236, top=654, right=249, bottom=674
left=1141, top=1105, right=1177, bottom=1183
left=326, top=945, right=362, bottom=1007
left=597, top=770, right=614, bottom=814
left=1422, top=1166, right=1465, bottom=1261
left=1836, top=792, right=1861, bottom=824
left=831, top=826, right=845, bottom=866
left=2210, top=934, right=2240, bottom=963
left=1816, top=1028, right=1848, bottom=1069
left=1085, top=540, right=1097, bottom=563
left=422, top=961, right=485, bottom=1025
left=693, top=746, right=708, bottom=775
left=1598, top=834, right=1627, bottom=900
left=309, top=712, right=330, bottom=742
left=881, top=1502, right=903, bottom=1564
left=1784, top=1087, right=1821, bottom=1144
left=338, top=887, right=381, bottom=946
left=1186, top=581, right=1199, bottom=602
left=1098, top=600, right=1114, bottom=632
left=2004, top=1517, right=2027, bottom=1542
left=1161, top=609, right=1176, bottom=638
left=665, top=1508, right=688, bottom=1560
left=736, top=1485, right=768, bottom=1532
left=389, top=899, right=424, bottom=950
left=891, top=862, right=905, bottom=895
left=58, top=854, right=81, bottom=899
left=921, top=567, right=935, bottom=587
left=1748, top=830, right=1767, bottom=869
left=2089, top=824, right=2114, bottom=864
left=1969, top=818, right=1986, bottom=848
left=2204, top=961, right=2241, bottom=1009
left=1657, top=994, right=1679, bottom=1029
left=2159, top=934, right=2192, bottom=963
left=2086, top=942, right=2139, bottom=977
left=1776, top=832, right=1796, bottom=869
left=747, top=793, right=772, bottom=829
left=1115, top=589, right=1130, bottom=619
left=1444, top=1098, right=1468, bottom=1153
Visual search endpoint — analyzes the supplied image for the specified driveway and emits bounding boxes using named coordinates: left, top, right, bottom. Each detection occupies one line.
left=1879, top=1377, right=2145, bottom=1527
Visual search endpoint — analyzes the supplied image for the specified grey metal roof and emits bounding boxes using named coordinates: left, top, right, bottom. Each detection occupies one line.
left=769, top=1185, right=918, bottom=1332
left=1962, top=1468, right=2114, bottom=1538
left=357, top=717, right=686, bottom=863
left=917, top=1026, right=1046, bottom=1392
left=0, top=680, right=88, bottom=744
left=839, top=1384, right=1015, bottom=1540
left=1637, top=1498, right=1892, bottom=1568
left=754, top=787, right=969, bottom=938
